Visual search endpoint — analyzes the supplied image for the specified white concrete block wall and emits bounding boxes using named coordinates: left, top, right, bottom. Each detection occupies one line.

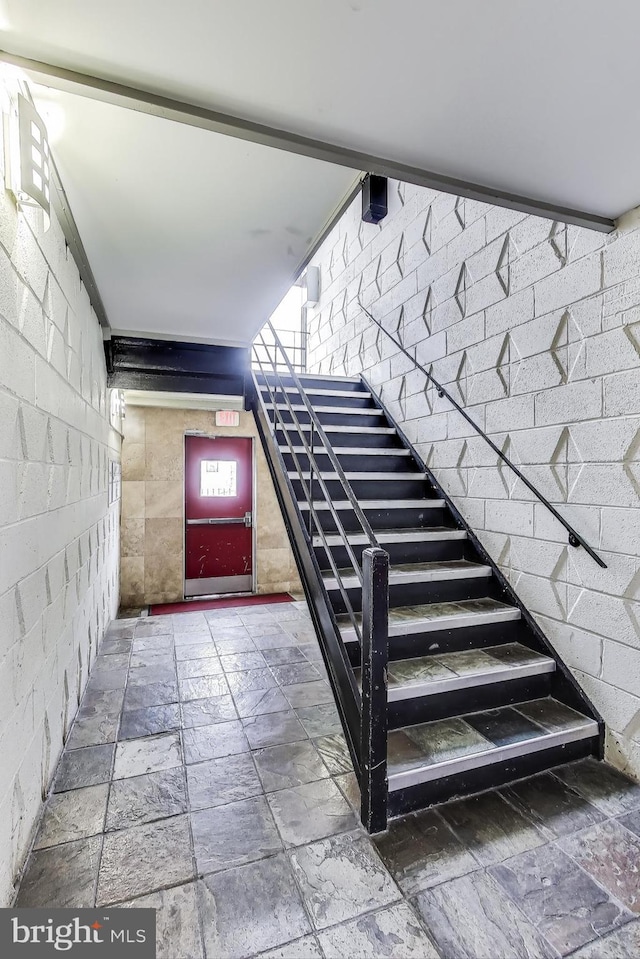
left=306, top=180, right=640, bottom=780
left=0, top=119, right=120, bottom=903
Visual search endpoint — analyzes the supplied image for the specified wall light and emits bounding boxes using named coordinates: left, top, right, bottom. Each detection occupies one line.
left=3, top=89, right=51, bottom=229
left=109, top=389, right=126, bottom=429
left=303, top=265, right=320, bottom=306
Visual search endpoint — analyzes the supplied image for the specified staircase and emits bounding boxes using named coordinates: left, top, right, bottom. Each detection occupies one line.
left=253, top=363, right=602, bottom=832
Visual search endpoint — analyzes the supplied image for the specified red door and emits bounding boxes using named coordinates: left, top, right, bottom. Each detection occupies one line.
left=184, top=435, right=253, bottom=596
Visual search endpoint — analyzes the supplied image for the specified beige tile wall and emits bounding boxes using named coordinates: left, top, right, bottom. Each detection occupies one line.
left=120, top=405, right=302, bottom=606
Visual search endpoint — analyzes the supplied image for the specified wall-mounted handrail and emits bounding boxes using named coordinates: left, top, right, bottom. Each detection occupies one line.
left=358, top=299, right=607, bottom=569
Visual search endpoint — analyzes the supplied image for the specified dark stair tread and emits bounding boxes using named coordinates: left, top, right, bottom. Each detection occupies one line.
left=282, top=445, right=411, bottom=457
left=323, top=559, right=491, bottom=591
left=258, top=372, right=362, bottom=385
left=265, top=386, right=371, bottom=399
left=291, top=470, right=421, bottom=480
left=268, top=404, right=385, bottom=416
left=299, top=498, right=445, bottom=510
left=279, top=424, right=396, bottom=435
left=314, top=527, right=466, bottom=546
left=353, top=642, right=554, bottom=702
left=387, top=698, right=598, bottom=790
left=337, top=597, right=520, bottom=642
left=276, top=422, right=397, bottom=436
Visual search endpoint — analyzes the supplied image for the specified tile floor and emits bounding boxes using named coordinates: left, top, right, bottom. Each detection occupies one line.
left=14, top=602, right=640, bottom=959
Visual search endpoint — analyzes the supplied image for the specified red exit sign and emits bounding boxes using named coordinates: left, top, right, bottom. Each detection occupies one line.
left=215, top=410, right=240, bottom=427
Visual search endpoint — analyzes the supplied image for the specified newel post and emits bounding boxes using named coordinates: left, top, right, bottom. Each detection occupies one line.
left=360, top=546, right=389, bottom=833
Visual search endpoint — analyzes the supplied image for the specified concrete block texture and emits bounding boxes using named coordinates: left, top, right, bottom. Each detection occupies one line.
left=0, top=117, right=120, bottom=905
left=306, top=179, right=640, bottom=781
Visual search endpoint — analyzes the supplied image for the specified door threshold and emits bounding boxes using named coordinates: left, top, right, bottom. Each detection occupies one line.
left=183, top=590, right=255, bottom=601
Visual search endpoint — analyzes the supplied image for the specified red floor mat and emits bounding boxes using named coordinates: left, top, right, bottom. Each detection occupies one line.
left=149, top=592, right=294, bottom=616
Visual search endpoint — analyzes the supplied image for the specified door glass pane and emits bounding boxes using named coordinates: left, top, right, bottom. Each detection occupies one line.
left=200, top=460, right=237, bottom=497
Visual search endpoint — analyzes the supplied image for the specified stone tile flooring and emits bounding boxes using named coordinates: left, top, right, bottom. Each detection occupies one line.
left=14, top=602, right=640, bottom=958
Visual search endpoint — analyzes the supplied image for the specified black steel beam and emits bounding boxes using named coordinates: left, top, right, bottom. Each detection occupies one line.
left=106, top=335, right=248, bottom=396
left=0, top=49, right=616, bottom=233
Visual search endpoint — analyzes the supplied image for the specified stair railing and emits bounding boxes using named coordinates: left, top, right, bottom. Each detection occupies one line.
left=358, top=299, right=607, bottom=569
left=253, top=336, right=371, bottom=640
left=252, top=320, right=390, bottom=830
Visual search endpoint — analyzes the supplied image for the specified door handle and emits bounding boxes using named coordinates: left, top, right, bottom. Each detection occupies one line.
left=244, top=511, right=252, bottom=528
left=187, top=517, right=246, bottom=526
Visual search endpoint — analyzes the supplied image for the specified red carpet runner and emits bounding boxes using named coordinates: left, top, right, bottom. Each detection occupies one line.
left=149, top=592, right=294, bottom=616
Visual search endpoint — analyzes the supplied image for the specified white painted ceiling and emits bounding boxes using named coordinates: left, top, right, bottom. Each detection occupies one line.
left=2, top=0, right=639, bottom=341
left=33, top=89, right=358, bottom=345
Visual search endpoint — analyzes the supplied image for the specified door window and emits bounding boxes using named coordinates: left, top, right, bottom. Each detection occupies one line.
left=200, top=460, right=237, bottom=497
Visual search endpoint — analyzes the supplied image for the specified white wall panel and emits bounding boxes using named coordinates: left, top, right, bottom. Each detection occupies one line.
left=307, top=180, right=640, bottom=781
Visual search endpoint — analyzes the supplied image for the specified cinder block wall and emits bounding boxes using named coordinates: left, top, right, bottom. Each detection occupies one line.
left=306, top=181, right=640, bottom=779
left=120, top=404, right=302, bottom=606
left=0, top=126, right=120, bottom=901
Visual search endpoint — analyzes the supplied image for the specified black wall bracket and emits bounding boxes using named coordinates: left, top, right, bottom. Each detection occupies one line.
left=362, top=174, right=388, bottom=224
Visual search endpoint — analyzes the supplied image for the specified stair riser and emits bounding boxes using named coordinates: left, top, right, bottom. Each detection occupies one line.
left=292, top=477, right=428, bottom=499
left=387, top=736, right=599, bottom=819
left=276, top=428, right=401, bottom=449
left=329, top=576, right=496, bottom=613
left=386, top=674, right=553, bottom=729
left=345, top=619, right=529, bottom=661
left=315, top=539, right=467, bottom=568
left=273, top=409, right=385, bottom=428
left=282, top=452, right=414, bottom=473
left=307, top=506, right=449, bottom=532
left=257, top=375, right=365, bottom=393
left=263, top=390, right=373, bottom=409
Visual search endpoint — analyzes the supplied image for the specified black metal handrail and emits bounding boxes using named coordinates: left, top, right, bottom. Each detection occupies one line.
left=358, top=299, right=607, bottom=569
left=254, top=338, right=364, bottom=643
left=253, top=322, right=384, bottom=638
left=257, top=326, right=381, bottom=550
left=252, top=350, right=364, bottom=759
left=252, top=320, right=390, bottom=829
